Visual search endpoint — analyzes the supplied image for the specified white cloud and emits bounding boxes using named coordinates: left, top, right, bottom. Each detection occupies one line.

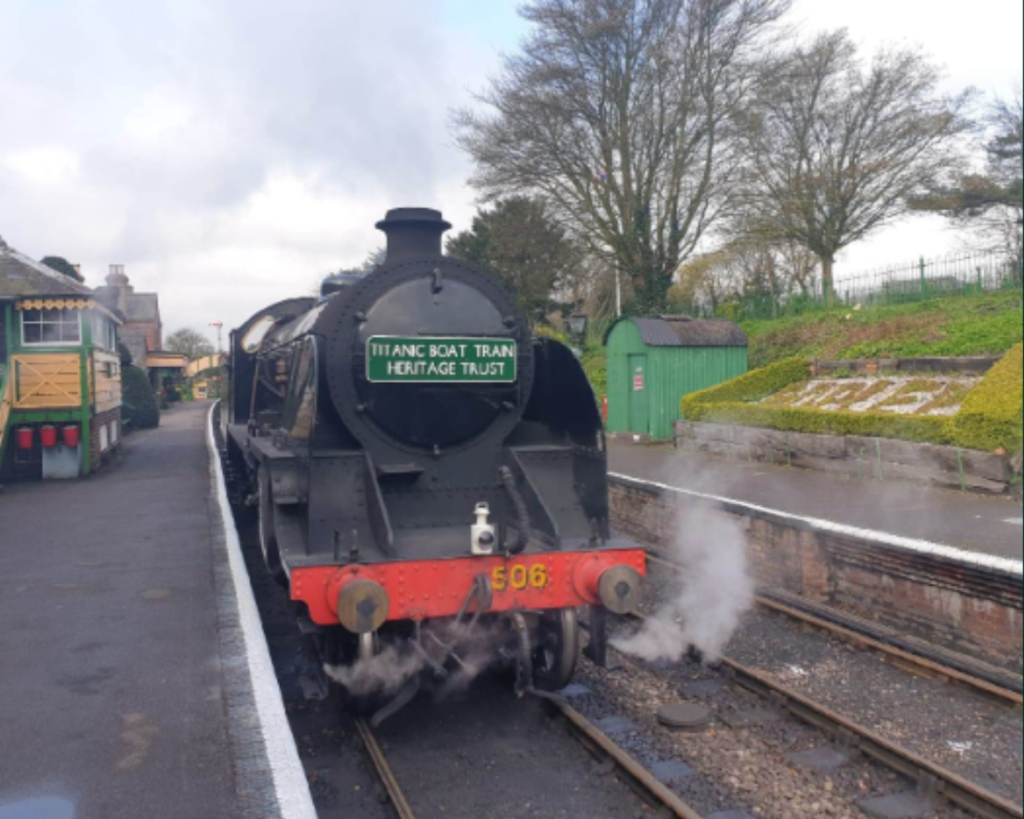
left=0, top=0, right=1019, bottom=339
left=4, top=147, right=80, bottom=186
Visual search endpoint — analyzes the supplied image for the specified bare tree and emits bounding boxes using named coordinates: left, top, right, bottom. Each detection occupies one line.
left=669, top=236, right=817, bottom=316
left=454, top=0, right=790, bottom=315
left=737, top=30, right=972, bottom=303
left=913, top=83, right=1022, bottom=270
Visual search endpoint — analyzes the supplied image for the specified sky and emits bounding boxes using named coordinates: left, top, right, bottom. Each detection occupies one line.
left=1, top=0, right=1021, bottom=343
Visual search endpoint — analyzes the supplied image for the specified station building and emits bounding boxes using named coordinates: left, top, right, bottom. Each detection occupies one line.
left=0, top=236, right=124, bottom=481
left=96, top=265, right=188, bottom=393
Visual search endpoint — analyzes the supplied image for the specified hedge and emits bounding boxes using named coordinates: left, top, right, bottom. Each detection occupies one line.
left=679, top=347, right=1024, bottom=452
left=122, top=366, right=160, bottom=430
left=692, top=402, right=953, bottom=445
left=951, top=343, right=1023, bottom=453
left=681, top=357, right=810, bottom=421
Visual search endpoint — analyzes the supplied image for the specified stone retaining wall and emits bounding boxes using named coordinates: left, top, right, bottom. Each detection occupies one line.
left=610, top=475, right=1023, bottom=672
left=673, top=420, right=1012, bottom=494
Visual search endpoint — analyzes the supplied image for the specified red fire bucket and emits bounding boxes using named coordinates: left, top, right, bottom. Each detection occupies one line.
left=40, top=425, right=58, bottom=448
left=17, top=427, right=34, bottom=451
left=62, top=425, right=81, bottom=448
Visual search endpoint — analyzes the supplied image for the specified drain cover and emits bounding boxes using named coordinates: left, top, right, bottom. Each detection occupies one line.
left=720, top=708, right=780, bottom=728
left=594, top=715, right=639, bottom=737
left=650, top=760, right=697, bottom=784
left=786, top=747, right=851, bottom=772
left=678, top=679, right=724, bottom=698
left=857, top=792, right=934, bottom=819
left=657, top=703, right=712, bottom=730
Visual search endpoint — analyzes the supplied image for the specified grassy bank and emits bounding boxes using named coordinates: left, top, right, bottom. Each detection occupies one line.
left=742, top=291, right=1023, bottom=369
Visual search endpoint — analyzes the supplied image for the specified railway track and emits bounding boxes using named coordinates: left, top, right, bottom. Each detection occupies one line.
left=645, top=550, right=1023, bottom=706
left=356, top=699, right=708, bottom=819
left=618, top=605, right=1024, bottom=819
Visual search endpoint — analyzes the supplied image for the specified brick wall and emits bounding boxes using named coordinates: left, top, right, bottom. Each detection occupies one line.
left=610, top=479, right=1023, bottom=671
left=89, top=407, right=123, bottom=472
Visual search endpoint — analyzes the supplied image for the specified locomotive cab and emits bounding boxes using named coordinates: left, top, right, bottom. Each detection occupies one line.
left=223, top=208, right=646, bottom=708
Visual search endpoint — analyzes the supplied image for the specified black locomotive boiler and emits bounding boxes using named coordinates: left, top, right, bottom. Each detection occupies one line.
left=223, top=208, right=646, bottom=709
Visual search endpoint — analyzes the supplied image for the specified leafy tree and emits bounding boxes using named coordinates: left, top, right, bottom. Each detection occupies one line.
left=40, top=256, right=84, bottom=282
left=736, top=30, right=972, bottom=304
left=122, top=366, right=160, bottom=430
left=454, top=0, right=790, bottom=315
left=165, top=328, right=216, bottom=361
left=447, top=197, right=584, bottom=323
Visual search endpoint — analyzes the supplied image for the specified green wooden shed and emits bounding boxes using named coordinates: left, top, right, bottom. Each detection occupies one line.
left=604, top=316, right=748, bottom=441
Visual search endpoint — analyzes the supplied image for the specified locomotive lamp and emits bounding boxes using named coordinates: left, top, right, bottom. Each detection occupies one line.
left=471, top=502, right=497, bottom=555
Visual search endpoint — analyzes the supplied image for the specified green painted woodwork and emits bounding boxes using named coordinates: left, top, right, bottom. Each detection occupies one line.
left=3, top=303, right=111, bottom=477
left=606, top=319, right=749, bottom=441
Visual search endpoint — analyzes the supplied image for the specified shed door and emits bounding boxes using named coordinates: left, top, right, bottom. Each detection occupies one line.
left=627, top=354, right=648, bottom=434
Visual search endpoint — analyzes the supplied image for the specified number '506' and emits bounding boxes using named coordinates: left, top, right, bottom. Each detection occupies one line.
left=492, top=564, right=549, bottom=592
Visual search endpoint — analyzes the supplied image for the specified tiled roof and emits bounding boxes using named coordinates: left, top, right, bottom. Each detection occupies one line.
left=0, top=239, right=94, bottom=298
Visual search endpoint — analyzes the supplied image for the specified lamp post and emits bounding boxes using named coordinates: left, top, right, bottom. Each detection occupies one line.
left=567, top=313, right=589, bottom=340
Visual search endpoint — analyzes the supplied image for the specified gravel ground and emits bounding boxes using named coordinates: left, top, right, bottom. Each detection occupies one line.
left=373, top=673, right=662, bottom=819
left=725, top=608, right=1024, bottom=805
left=626, top=558, right=1023, bottom=813
left=581, top=627, right=975, bottom=819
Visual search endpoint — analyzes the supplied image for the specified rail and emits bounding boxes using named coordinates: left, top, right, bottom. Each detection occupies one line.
left=356, top=701, right=707, bottom=819
left=624, top=607, right=1023, bottom=819
left=718, top=656, right=1024, bottom=819
left=355, top=719, right=417, bottom=819
left=645, top=551, right=1023, bottom=705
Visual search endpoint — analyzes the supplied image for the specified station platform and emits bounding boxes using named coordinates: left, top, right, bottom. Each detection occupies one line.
left=609, top=443, right=1023, bottom=562
left=0, top=401, right=313, bottom=819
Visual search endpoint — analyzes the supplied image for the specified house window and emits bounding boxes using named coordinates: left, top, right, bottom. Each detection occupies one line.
left=91, top=314, right=118, bottom=351
left=21, top=309, right=82, bottom=346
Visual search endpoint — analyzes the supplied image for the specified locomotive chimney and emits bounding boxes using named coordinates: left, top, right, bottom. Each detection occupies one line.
left=375, top=208, right=452, bottom=263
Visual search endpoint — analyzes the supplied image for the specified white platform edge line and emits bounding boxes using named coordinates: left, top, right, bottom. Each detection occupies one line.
left=206, top=404, right=319, bottom=819
left=609, top=471, right=1024, bottom=578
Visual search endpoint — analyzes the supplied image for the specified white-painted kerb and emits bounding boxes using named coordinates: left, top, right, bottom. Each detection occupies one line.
left=206, top=404, right=319, bottom=819
left=610, top=472, right=1024, bottom=578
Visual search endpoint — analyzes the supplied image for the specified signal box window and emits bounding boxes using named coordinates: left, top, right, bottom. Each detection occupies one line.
left=21, top=308, right=82, bottom=346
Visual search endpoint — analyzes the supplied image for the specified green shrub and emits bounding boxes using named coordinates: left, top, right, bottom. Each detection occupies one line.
left=122, top=366, right=160, bottom=430
left=951, top=343, right=1023, bottom=452
left=681, top=357, right=810, bottom=420
left=696, top=402, right=953, bottom=445
left=580, top=342, right=607, bottom=398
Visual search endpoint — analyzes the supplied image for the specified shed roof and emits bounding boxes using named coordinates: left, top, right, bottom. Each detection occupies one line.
left=607, top=316, right=747, bottom=348
left=0, top=236, right=94, bottom=299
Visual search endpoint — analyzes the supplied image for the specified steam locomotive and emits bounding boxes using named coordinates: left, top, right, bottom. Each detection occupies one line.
left=222, top=208, right=646, bottom=714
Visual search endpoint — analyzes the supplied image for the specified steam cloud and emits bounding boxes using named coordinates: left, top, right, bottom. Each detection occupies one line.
left=324, top=645, right=425, bottom=699
left=612, top=503, right=753, bottom=663
left=323, top=620, right=511, bottom=701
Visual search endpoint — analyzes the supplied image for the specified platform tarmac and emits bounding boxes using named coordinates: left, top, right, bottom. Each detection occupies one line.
left=609, top=443, right=1023, bottom=562
left=0, top=401, right=309, bottom=819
